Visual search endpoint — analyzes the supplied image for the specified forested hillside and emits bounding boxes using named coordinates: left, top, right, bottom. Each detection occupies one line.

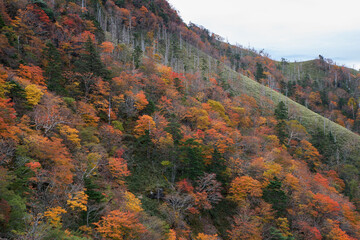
left=0, top=0, right=360, bottom=239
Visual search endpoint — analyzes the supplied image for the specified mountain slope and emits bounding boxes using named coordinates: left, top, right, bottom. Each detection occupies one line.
left=180, top=40, right=360, bottom=164
left=235, top=73, right=360, bottom=161
left=0, top=0, right=360, bottom=239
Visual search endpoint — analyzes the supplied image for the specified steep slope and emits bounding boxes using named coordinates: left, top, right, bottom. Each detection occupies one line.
left=279, top=58, right=360, bottom=133
left=180, top=40, right=360, bottom=165
left=236, top=74, right=360, bottom=160
left=0, top=0, right=360, bottom=239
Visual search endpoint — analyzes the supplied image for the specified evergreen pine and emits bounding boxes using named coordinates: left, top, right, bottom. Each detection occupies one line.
left=133, top=46, right=143, bottom=69
left=255, top=62, right=266, bottom=81
left=275, top=101, right=288, bottom=145
left=180, top=139, right=205, bottom=180
left=44, top=42, right=64, bottom=93
left=262, top=178, right=288, bottom=217
left=276, top=121, right=288, bottom=145
left=75, top=37, right=109, bottom=79
left=0, top=14, right=5, bottom=29
left=275, top=101, right=288, bottom=120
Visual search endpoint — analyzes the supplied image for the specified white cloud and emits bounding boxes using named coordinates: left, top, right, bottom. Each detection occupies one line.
left=167, top=0, right=360, bottom=69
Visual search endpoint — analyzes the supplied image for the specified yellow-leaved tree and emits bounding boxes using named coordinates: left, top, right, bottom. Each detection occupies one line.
left=44, top=206, right=67, bottom=227
left=25, top=84, right=43, bottom=105
left=123, top=191, right=143, bottom=213
left=67, top=190, right=88, bottom=211
left=59, top=124, right=81, bottom=148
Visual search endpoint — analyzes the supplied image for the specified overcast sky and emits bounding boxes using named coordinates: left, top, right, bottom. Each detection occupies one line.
left=167, top=0, right=360, bottom=69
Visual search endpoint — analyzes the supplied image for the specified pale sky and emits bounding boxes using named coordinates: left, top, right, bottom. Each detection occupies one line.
left=167, top=0, right=360, bottom=70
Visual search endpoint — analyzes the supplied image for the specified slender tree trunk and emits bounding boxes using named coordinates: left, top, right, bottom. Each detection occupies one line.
left=179, top=32, right=182, bottom=49
left=108, top=95, right=111, bottom=125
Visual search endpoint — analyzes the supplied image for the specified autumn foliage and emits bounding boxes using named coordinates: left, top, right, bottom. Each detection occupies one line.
left=0, top=0, right=360, bottom=239
left=94, top=210, right=147, bottom=239
left=229, top=176, right=263, bottom=203
left=108, top=150, right=131, bottom=185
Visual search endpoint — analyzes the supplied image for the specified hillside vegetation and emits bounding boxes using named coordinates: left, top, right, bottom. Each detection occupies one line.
left=0, top=0, right=360, bottom=239
left=234, top=73, right=360, bottom=162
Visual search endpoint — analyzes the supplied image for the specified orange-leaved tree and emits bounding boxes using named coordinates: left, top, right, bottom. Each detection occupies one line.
left=108, top=149, right=130, bottom=185
left=310, top=193, right=341, bottom=218
left=195, top=233, right=219, bottom=240
left=94, top=210, right=147, bottom=239
left=228, top=176, right=263, bottom=203
left=23, top=134, right=74, bottom=191
left=134, top=91, right=149, bottom=111
left=0, top=98, right=17, bottom=140
left=18, top=64, right=46, bottom=85
left=134, top=115, right=156, bottom=137
left=324, top=219, right=353, bottom=240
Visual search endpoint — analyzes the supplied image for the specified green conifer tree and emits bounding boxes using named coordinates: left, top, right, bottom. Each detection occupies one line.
left=0, top=14, right=5, bottom=29
left=275, top=101, right=288, bottom=120
left=44, top=42, right=64, bottom=93
left=275, top=101, right=288, bottom=145
left=133, top=46, right=143, bottom=69
left=262, top=178, right=288, bottom=216
left=75, top=37, right=109, bottom=79
left=255, top=62, right=266, bottom=81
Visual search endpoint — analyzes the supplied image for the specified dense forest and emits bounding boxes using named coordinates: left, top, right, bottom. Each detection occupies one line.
left=0, top=0, right=360, bottom=239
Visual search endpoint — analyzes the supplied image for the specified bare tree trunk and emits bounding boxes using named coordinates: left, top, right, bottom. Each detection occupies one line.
left=108, top=95, right=111, bottom=125
left=141, top=33, right=145, bottom=52
left=297, top=66, right=300, bottom=81
left=208, top=56, right=211, bottom=77
left=171, top=163, right=176, bottom=183
left=164, top=30, right=170, bottom=65
left=153, top=40, right=156, bottom=56
left=179, top=32, right=182, bottom=49
left=104, top=15, right=107, bottom=32
left=122, top=26, right=127, bottom=43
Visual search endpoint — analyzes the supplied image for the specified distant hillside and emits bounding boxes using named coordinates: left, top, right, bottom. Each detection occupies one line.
left=176, top=39, right=360, bottom=166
